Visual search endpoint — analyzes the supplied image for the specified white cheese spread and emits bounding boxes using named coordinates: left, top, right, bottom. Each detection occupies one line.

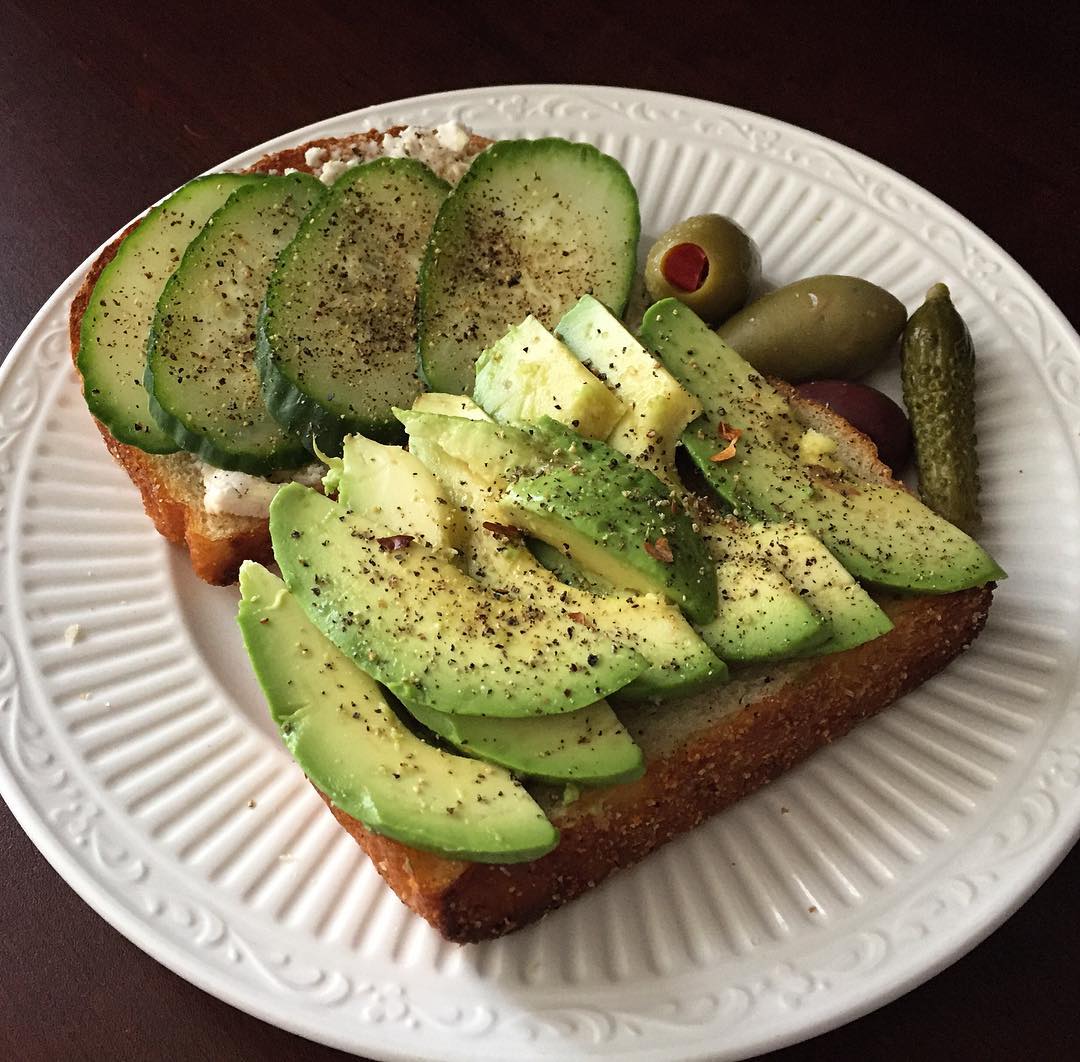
left=202, top=463, right=326, bottom=519
left=315, top=121, right=479, bottom=185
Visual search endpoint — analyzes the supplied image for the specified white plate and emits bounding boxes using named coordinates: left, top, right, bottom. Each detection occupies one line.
left=2, top=85, right=1079, bottom=1062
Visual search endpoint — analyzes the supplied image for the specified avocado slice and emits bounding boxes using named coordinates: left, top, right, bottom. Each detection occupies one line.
left=552, top=296, right=845, bottom=662
left=641, top=300, right=1005, bottom=592
left=404, top=698, right=643, bottom=786
left=503, top=419, right=718, bottom=625
left=697, top=523, right=828, bottom=661
left=410, top=392, right=493, bottom=421
left=328, top=433, right=646, bottom=783
left=530, top=527, right=824, bottom=663
left=732, top=520, right=893, bottom=656
left=334, top=433, right=464, bottom=552
left=473, top=315, right=626, bottom=440
left=527, top=537, right=614, bottom=594
left=270, top=483, right=646, bottom=717
left=554, top=294, right=700, bottom=479
left=396, top=410, right=718, bottom=626
left=237, top=562, right=558, bottom=863
left=400, top=408, right=727, bottom=700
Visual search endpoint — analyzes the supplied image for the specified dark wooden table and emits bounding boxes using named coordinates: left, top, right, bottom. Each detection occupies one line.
left=2, top=2, right=1078, bottom=1058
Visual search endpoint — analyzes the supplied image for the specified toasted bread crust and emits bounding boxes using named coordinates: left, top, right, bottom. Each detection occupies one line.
left=325, top=584, right=992, bottom=942
left=68, top=128, right=490, bottom=584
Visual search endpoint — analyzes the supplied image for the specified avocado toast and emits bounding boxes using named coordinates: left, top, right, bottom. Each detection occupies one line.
left=236, top=299, right=996, bottom=942
left=69, top=128, right=999, bottom=943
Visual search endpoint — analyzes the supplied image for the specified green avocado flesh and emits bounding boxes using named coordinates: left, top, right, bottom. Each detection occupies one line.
left=397, top=409, right=545, bottom=489
left=329, top=434, right=645, bottom=783
left=394, top=410, right=721, bottom=629
left=269, top=483, right=647, bottom=717
left=404, top=698, right=643, bottom=786
left=732, top=521, right=893, bottom=656
left=400, top=407, right=727, bottom=700
left=410, top=392, right=492, bottom=421
left=473, top=315, right=626, bottom=440
left=79, top=173, right=263, bottom=453
left=697, top=523, right=827, bottom=661
left=146, top=174, right=322, bottom=472
left=503, top=419, right=718, bottom=625
left=237, top=562, right=557, bottom=862
left=527, top=538, right=614, bottom=594
left=555, top=294, right=700, bottom=478
left=418, top=138, right=640, bottom=394
left=439, top=307, right=848, bottom=665
left=258, top=158, right=449, bottom=453
left=641, top=300, right=1005, bottom=592
left=335, top=433, right=463, bottom=552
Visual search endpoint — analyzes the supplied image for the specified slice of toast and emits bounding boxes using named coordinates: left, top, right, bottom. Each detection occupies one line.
left=68, top=128, right=490, bottom=584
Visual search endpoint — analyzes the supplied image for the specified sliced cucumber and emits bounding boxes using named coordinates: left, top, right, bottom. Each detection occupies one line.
left=258, top=159, right=449, bottom=454
left=418, top=138, right=640, bottom=395
left=145, top=174, right=322, bottom=472
left=79, top=173, right=263, bottom=453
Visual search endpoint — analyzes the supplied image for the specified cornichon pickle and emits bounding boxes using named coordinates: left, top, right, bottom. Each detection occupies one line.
left=716, top=275, right=906, bottom=381
left=901, top=282, right=980, bottom=533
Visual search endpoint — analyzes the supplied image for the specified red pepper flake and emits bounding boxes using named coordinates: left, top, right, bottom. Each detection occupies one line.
left=567, top=611, right=596, bottom=628
left=643, top=536, right=674, bottom=563
left=377, top=534, right=415, bottom=552
left=710, top=422, right=743, bottom=462
left=482, top=521, right=523, bottom=541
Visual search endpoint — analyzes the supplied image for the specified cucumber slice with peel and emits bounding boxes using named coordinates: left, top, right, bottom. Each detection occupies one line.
left=418, top=138, right=640, bottom=394
left=258, top=159, right=449, bottom=454
left=146, top=174, right=322, bottom=472
left=79, top=173, right=263, bottom=453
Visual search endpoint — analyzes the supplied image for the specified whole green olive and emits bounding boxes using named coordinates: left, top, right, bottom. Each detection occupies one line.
left=644, top=214, right=761, bottom=325
left=716, top=275, right=907, bottom=381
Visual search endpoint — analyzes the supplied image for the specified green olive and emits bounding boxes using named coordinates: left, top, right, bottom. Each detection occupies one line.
left=716, top=275, right=907, bottom=381
left=644, top=214, right=761, bottom=324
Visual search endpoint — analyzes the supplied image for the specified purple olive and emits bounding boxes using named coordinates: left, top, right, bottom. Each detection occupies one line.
left=795, top=379, right=912, bottom=474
